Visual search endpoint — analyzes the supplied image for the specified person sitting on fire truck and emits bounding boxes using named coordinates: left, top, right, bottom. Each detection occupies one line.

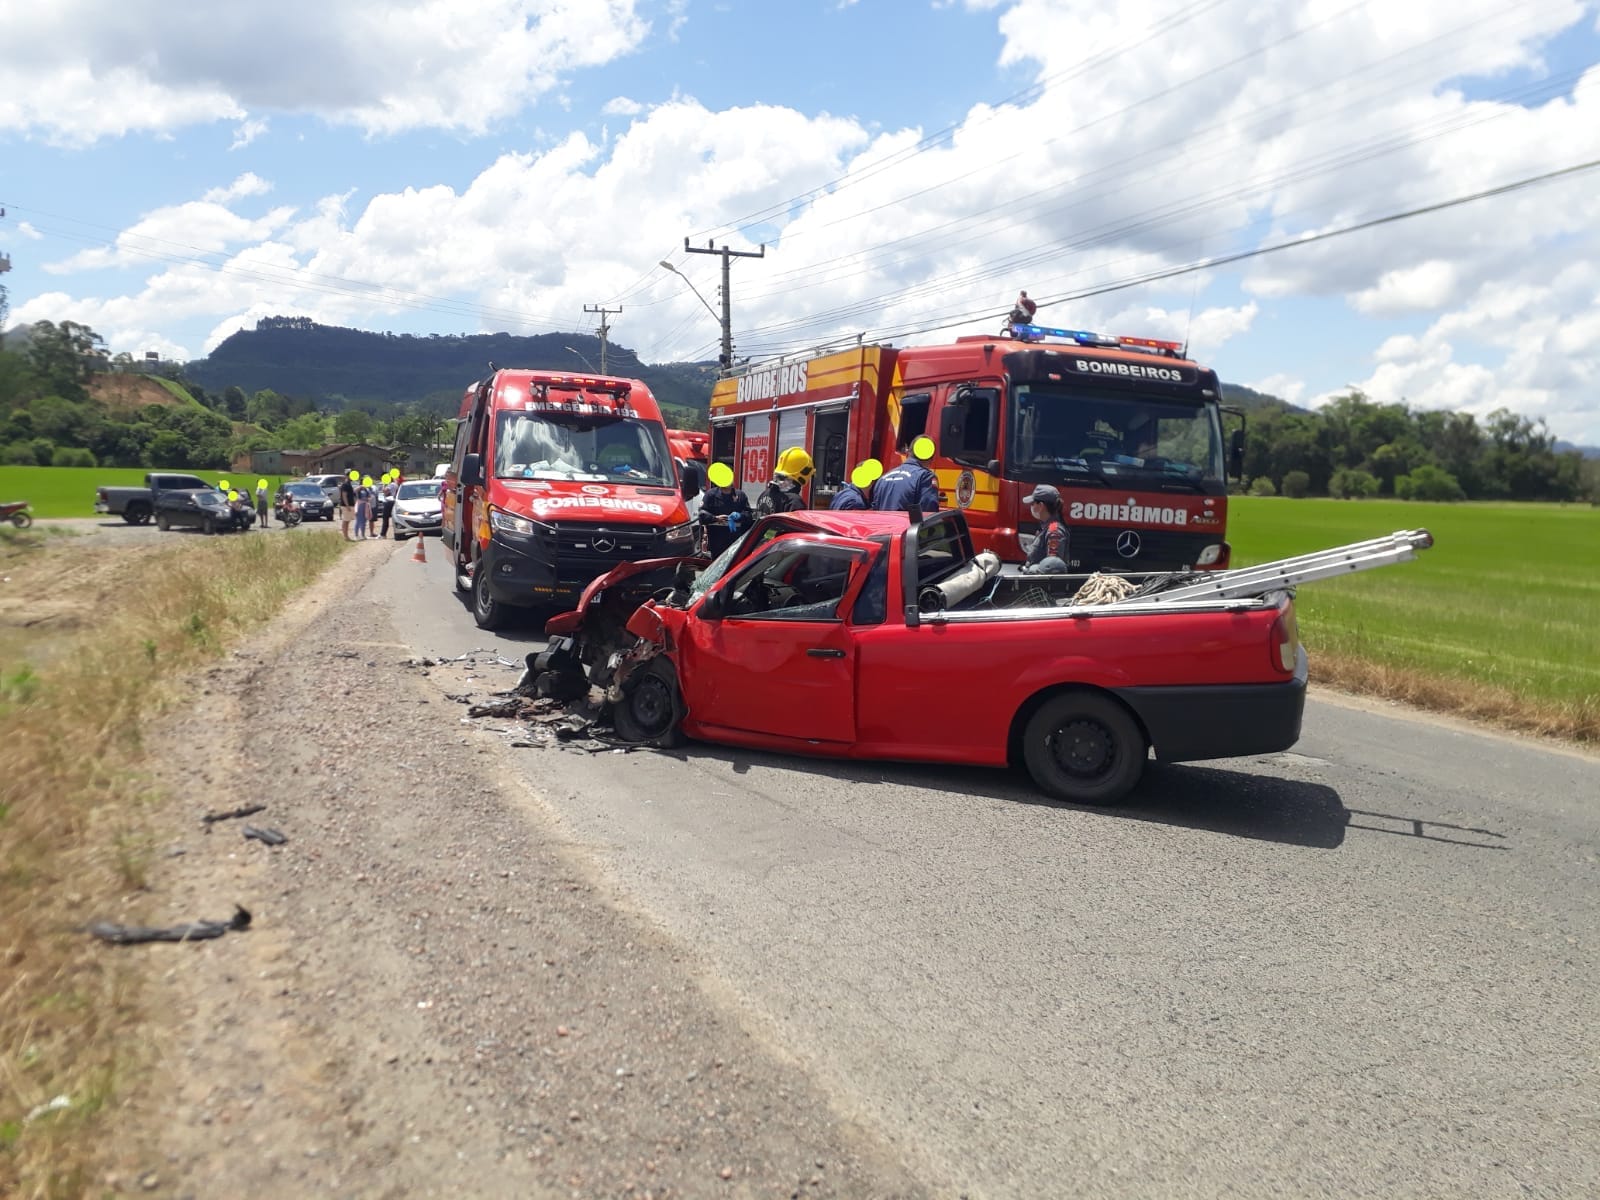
left=830, top=459, right=883, bottom=510
left=1007, top=290, right=1038, bottom=328
left=756, top=447, right=813, bottom=517
left=871, top=437, right=940, bottom=514
left=698, top=462, right=752, bottom=557
left=1019, top=484, right=1070, bottom=574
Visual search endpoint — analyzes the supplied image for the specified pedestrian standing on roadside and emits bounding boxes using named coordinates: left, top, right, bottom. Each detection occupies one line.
left=376, top=479, right=395, bottom=539
left=255, top=479, right=270, bottom=528
left=354, top=479, right=371, bottom=540
left=339, top=472, right=357, bottom=541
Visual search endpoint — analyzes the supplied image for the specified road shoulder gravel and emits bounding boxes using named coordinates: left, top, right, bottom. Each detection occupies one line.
left=110, top=541, right=928, bottom=1199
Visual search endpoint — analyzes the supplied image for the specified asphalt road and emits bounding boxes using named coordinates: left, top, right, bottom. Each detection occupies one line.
left=377, top=541, right=1600, bottom=1199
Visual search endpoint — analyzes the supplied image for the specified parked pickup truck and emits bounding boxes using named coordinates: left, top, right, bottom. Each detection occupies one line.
left=95, top=473, right=215, bottom=525
left=534, top=509, right=1432, bottom=805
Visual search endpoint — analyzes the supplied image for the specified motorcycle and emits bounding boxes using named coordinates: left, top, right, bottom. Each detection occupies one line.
left=0, top=501, right=33, bottom=529
left=279, top=501, right=304, bottom=528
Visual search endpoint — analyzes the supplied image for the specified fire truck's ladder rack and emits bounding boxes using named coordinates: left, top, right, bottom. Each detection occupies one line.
left=1110, top=529, right=1435, bottom=608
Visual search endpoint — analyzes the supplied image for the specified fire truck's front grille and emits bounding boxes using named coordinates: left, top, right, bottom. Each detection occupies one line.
left=1068, top=526, right=1219, bottom=572
left=551, top=523, right=663, bottom=582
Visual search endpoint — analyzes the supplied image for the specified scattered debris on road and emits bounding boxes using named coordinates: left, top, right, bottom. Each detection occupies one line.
left=242, top=825, right=288, bottom=846
left=87, top=905, right=252, bottom=945
left=200, top=802, right=266, bottom=828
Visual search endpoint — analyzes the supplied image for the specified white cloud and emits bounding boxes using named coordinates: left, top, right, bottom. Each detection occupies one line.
left=229, top=117, right=269, bottom=151
left=1250, top=373, right=1308, bottom=405
left=203, top=174, right=273, bottom=204
left=0, top=0, right=651, bottom=143
left=603, top=97, right=645, bottom=116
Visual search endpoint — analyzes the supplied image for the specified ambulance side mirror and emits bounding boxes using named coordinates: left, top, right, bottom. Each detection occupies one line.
left=462, top=453, right=483, bottom=488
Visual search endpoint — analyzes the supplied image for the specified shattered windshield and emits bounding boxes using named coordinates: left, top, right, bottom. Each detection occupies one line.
left=1008, top=384, right=1224, bottom=487
left=494, top=410, right=673, bottom=487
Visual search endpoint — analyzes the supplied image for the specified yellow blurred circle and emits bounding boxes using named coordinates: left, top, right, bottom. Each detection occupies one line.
left=911, top=436, right=936, bottom=460
left=707, top=462, right=734, bottom=488
left=256, top=478, right=268, bottom=491
left=861, top=458, right=884, bottom=483
left=219, top=479, right=230, bottom=491
left=362, top=476, right=373, bottom=487
left=348, top=470, right=359, bottom=480
left=849, top=461, right=880, bottom=489
left=228, top=490, right=239, bottom=502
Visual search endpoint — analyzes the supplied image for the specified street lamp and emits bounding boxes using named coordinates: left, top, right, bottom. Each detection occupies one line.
left=658, top=260, right=721, bottom=326
left=564, top=345, right=597, bottom=372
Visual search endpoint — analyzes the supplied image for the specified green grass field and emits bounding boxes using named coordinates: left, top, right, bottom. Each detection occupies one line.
left=1230, top=497, right=1600, bottom=717
left=0, top=466, right=299, bottom=518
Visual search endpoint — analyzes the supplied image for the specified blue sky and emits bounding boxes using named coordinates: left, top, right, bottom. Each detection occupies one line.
left=3, top=0, right=1600, bottom=443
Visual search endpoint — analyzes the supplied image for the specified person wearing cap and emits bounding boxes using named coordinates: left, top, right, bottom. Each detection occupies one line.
left=756, top=447, right=814, bottom=518
left=1020, top=484, right=1070, bottom=574
left=698, top=461, right=752, bottom=557
left=871, top=436, right=940, bottom=514
left=831, top=459, right=883, bottom=510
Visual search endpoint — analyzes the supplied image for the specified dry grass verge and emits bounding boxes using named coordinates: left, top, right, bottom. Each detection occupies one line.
left=1311, top=653, right=1600, bottom=746
left=0, top=531, right=346, bottom=1199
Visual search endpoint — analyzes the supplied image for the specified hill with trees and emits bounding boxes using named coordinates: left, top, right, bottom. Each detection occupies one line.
left=186, top=318, right=715, bottom=428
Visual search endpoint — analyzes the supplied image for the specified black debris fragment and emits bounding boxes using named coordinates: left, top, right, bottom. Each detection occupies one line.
left=201, top=803, right=267, bottom=829
left=466, top=698, right=525, bottom=719
left=88, top=905, right=252, bottom=945
left=332, top=650, right=360, bottom=659
left=242, top=825, right=288, bottom=846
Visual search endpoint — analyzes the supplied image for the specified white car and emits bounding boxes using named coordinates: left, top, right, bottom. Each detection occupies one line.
left=391, top=479, right=444, bottom=540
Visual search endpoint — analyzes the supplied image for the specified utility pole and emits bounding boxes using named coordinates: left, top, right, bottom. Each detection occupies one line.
left=582, top=303, right=620, bottom=374
left=683, top=238, right=765, bottom=371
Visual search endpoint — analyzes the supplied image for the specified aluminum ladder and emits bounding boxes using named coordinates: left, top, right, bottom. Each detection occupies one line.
left=1105, top=529, right=1435, bottom=607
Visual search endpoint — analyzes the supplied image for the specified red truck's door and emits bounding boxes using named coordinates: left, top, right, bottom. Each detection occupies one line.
left=684, top=539, right=873, bottom=744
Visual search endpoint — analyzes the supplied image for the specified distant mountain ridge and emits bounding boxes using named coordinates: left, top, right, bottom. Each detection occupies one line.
left=185, top=318, right=718, bottom=425
left=189, top=318, right=1316, bottom=431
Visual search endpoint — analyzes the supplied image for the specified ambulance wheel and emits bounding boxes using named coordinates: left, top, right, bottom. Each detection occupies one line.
left=472, top=560, right=507, bottom=630
left=612, top=660, right=685, bottom=748
left=1022, top=692, right=1145, bottom=805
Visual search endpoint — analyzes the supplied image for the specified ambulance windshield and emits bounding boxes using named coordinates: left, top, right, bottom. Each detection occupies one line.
left=1008, top=385, right=1225, bottom=489
left=494, top=410, right=674, bottom=486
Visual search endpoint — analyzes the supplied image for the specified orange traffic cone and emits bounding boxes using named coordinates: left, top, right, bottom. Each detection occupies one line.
left=411, top=533, right=427, bottom=563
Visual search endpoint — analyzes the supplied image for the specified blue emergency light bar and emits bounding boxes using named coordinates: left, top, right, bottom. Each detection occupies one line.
left=1011, top=324, right=1185, bottom=356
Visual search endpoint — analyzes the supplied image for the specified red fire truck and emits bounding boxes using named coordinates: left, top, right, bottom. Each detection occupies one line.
left=441, top=368, right=697, bottom=629
left=706, top=326, right=1244, bottom=572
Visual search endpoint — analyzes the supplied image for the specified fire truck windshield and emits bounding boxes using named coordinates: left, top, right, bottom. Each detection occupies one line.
left=1007, top=384, right=1225, bottom=489
left=494, top=410, right=674, bottom=486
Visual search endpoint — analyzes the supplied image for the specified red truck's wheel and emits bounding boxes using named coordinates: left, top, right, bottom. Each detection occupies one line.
left=1022, top=692, right=1145, bottom=805
left=612, top=660, right=685, bottom=748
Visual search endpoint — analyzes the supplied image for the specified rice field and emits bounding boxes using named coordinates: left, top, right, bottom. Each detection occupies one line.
left=1229, top=497, right=1600, bottom=735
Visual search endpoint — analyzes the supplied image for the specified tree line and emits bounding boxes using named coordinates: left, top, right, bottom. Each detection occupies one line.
left=1, top=311, right=1594, bottom=502
left=1234, top=391, right=1596, bottom=502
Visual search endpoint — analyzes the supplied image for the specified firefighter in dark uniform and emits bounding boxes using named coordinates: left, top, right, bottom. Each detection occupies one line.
left=830, top=459, right=883, bottom=510
left=1020, top=484, right=1070, bottom=574
left=755, top=447, right=814, bottom=517
left=870, top=436, right=940, bottom=514
left=697, top=462, right=752, bottom=558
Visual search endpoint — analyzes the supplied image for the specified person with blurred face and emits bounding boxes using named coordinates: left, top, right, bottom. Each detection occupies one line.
left=697, top=461, right=752, bottom=557
left=870, top=436, right=940, bottom=514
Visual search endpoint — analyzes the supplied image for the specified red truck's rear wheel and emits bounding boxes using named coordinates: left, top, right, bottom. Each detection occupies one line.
left=1022, top=692, right=1146, bottom=805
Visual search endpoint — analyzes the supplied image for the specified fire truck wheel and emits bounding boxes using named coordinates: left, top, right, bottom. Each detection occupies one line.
left=1022, top=691, right=1145, bottom=805
left=472, top=560, right=508, bottom=630
left=612, top=660, right=686, bottom=748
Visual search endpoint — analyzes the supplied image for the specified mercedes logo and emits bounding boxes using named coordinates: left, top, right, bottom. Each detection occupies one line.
left=592, top=535, right=617, bottom=554
left=1115, top=530, right=1141, bottom=558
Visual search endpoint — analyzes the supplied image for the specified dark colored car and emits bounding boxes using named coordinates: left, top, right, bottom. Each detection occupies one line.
left=155, top=488, right=252, bottom=535
left=276, top=480, right=334, bottom=522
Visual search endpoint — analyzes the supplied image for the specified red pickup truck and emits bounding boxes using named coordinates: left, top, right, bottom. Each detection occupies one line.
left=536, top=508, right=1371, bottom=805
